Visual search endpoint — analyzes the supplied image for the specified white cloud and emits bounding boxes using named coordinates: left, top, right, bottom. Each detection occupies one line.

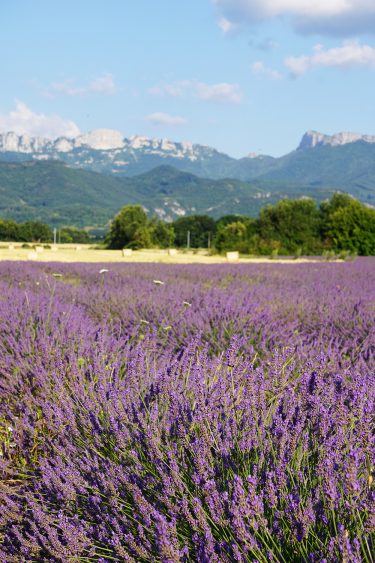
left=285, top=40, right=375, bottom=76
left=217, top=16, right=237, bottom=33
left=149, top=80, right=243, bottom=104
left=88, top=74, right=116, bottom=94
left=47, top=74, right=115, bottom=97
left=196, top=82, right=243, bottom=103
left=145, top=112, right=187, bottom=126
left=213, top=0, right=375, bottom=35
left=148, top=80, right=191, bottom=98
left=251, top=61, right=283, bottom=79
left=0, top=101, right=80, bottom=138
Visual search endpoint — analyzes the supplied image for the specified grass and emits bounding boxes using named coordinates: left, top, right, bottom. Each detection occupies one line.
left=0, top=243, right=323, bottom=264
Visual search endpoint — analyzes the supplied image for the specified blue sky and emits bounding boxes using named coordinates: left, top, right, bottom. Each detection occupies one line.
left=1, top=0, right=375, bottom=157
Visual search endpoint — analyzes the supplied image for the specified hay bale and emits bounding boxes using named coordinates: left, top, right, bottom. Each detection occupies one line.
left=8, top=244, right=15, bottom=251
left=226, top=251, right=239, bottom=262
left=122, top=248, right=133, bottom=256
left=168, top=248, right=178, bottom=256
left=35, top=246, right=44, bottom=253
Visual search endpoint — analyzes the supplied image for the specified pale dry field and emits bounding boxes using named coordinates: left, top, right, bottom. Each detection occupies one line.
left=0, top=243, right=320, bottom=264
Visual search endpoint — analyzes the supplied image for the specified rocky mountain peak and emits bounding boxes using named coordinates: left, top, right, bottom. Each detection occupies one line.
left=298, top=130, right=375, bottom=150
left=75, top=129, right=125, bottom=150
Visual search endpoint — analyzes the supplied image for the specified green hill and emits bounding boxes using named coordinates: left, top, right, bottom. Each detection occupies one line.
left=0, top=158, right=371, bottom=229
left=0, top=160, right=142, bottom=227
left=256, top=141, right=375, bottom=205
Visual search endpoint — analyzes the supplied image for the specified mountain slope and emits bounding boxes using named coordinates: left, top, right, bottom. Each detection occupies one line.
left=0, top=129, right=375, bottom=228
left=0, top=161, right=340, bottom=228
left=0, top=160, right=141, bottom=227
left=0, top=129, right=241, bottom=179
left=256, top=141, right=375, bottom=205
left=1, top=129, right=375, bottom=192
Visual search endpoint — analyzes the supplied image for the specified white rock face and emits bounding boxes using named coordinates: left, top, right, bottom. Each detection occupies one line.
left=299, top=130, right=375, bottom=150
left=128, top=135, right=150, bottom=149
left=0, top=129, right=216, bottom=163
left=0, top=132, right=52, bottom=153
left=2, top=132, right=22, bottom=152
left=75, top=129, right=124, bottom=150
left=161, top=139, right=176, bottom=152
left=54, top=138, right=74, bottom=152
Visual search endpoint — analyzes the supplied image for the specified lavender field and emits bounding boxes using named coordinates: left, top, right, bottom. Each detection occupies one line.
left=0, top=259, right=374, bottom=562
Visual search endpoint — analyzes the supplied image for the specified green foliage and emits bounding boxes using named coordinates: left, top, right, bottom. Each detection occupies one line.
left=59, top=227, right=91, bottom=244
left=103, top=194, right=375, bottom=255
left=150, top=220, right=175, bottom=248
left=270, top=248, right=279, bottom=259
left=0, top=160, right=139, bottom=228
left=0, top=158, right=373, bottom=256
left=259, top=141, right=375, bottom=207
left=318, top=193, right=375, bottom=255
left=106, top=205, right=150, bottom=249
left=258, top=198, right=322, bottom=254
left=293, top=247, right=302, bottom=259
left=0, top=219, right=21, bottom=241
left=215, top=214, right=250, bottom=230
left=215, top=215, right=258, bottom=252
left=325, top=200, right=375, bottom=255
left=1, top=155, right=375, bottom=230
left=18, top=221, right=52, bottom=242
left=0, top=219, right=52, bottom=242
left=105, top=205, right=175, bottom=250
left=323, top=249, right=337, bottom=261
left=173, top=215, right=216, bottom=248
left=132, top=225, right=153, bottom=249
left=215, top=221, right=247, bottom=252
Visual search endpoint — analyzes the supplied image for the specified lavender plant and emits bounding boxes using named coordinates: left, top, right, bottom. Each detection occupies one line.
left=0, top=260, right=374, bottom=561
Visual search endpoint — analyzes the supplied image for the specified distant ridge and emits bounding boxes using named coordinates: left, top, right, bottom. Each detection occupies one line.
left=0, top=128, right=222, bottom=162
left=298, top=130, right=375, bottom=150
left=0, top=129, right=375, bottom=228
left=2, top=127, right=375, bottom=183
left=2, top=128, right=375, bottom=159
left=0, top=160, right=288, bottom=227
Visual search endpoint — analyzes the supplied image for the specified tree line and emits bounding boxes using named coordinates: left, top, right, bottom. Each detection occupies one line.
left=0, top=220, right=90, bottom=244
left=1, top=193, right=374, bottom=254
left=106, top=193, right=375, bottom=256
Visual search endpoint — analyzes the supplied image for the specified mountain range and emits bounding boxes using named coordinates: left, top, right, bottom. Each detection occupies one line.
left=0, top=129, right=374, bottom=228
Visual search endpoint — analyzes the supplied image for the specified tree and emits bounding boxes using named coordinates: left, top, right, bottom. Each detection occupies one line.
left=18, top=221, right=52, bottom=242
left=59, top=227, right=90, bottom=244
left=319, top=193, right=354, bottom=220
left=215, top=214, right=250, bottom=230
left=214, top=217, right=258, bottom=253
left=258, top=198, right=321, bottom=253
left=0, top=220, right=21, bottom=241
left=173, top=215, right=216, bottom=248
left=215, top=221, right=247, bottom=252
left=106, top=205, right=150, bottom=249
left=325, top=199, right=375, bottom=255
left=151, top=220, right=175, bottom=248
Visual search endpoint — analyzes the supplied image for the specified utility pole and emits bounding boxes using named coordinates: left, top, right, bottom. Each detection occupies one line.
left=187, top=230, right=190, bottom=250
left=53, top=228, right=57, bottom=245
left=208, top=232, right=211, bottom=249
